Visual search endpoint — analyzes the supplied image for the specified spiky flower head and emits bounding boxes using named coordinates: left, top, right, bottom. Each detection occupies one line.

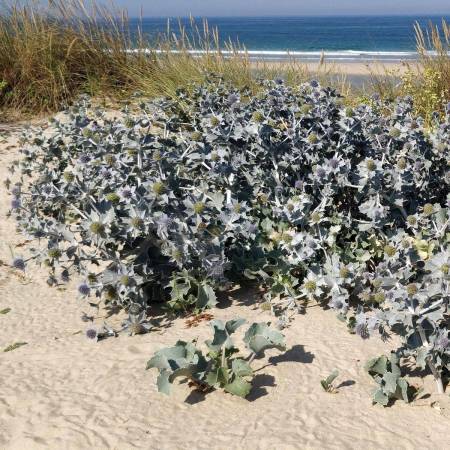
left=406, top=283, right=418, bottom=296
left=78, top=154, right=90, bottom=164
left=389, top=127, right=401, bottom=138
left=82, top=128, right=94, bottom=138
left=300, top=104, right=312, bottom=115
left=11, top=185, right=21, bottom=196
left=407, top=215, right=417, bottom=226
left=422, top=203, right=434, bottom=216
left=152, top=182, right=166, bottom=196
left=86, top=328, right=98, bottom=341
left=87, top=273, right=97, bottom=283
left=119, top=187, right=133, bottom=199
left=304, top=280, right=317, bottom=292
left=11, top=198, right=21, bottom=210
left=104, top=285, right=117, bottom=300
left=191, top=131, right=203, bottom=142
left=252, top=111, right=265, bottom=123
left=106, top=192, right=120, bottom=204
left=193, top=202, right=205, bottom=214
left=372, top=278, right=382, bottom=289
left=48, top=248, right=62, bottom=259
left=310, top=211, right=322, bottom=224
left=120, top=275, right=131, bottom=286
left=373, top=291, right=385, bottom=304
left=294, top=180, right=303, bottom=190
left=153, top=150, right=162, bottom=161
left=359, top=291, right=371, bottom=303
left=78, top=283, right=91, bottom=296
left=131, top=217, right=144, bottom=229
left=63, top=171, right=74, bottom=183
left=12, top=257, right=25, bottom=271
left=383, top=245, right=396, bottom=257
left=90, top=221, right=105, bottom=235
left=260, top=302, right=272, bottom=312
left=210, top=116, right=220, bottom=126
left=397, top=157, right=407, bottom=170
left=104, top=154, right=116, bottom=166
left=227, top=93, right=240, bottom=105
left=366, top=159, right=376, bottom=171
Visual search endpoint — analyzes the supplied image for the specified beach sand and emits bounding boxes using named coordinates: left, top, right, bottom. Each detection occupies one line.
left=1, top=123, right=449, bottom=450
left=262, top=60, right=411, bottom=76
left=249, top=59, right=416, bottom=88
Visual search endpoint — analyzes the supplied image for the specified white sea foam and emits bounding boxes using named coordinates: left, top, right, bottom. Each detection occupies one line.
left=130, top=48, right=441, bottom=61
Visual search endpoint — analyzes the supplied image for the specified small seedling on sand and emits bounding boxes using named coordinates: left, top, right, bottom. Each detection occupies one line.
left=321, top=369, right=339, bottom=393
left=4, top=342, right=28, bottom=352
left=0, top=308, right=11, bottom=315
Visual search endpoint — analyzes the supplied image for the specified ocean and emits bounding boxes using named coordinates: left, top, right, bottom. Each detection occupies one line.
left=132, top=15, right=450, bottom=62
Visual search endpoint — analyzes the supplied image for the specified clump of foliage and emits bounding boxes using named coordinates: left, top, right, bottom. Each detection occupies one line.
left=146, top=318, right=286, bottom=398
left=370, top=20, right=450, bottom=126
left=407, top=20, right=450, bottom=123
left=7, top=76, right=449, bottom=395
left=365, top=353, right=411, bottom=406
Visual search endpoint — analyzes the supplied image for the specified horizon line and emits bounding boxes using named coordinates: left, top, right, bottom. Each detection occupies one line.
left=127, top=13, right=450, bottom=19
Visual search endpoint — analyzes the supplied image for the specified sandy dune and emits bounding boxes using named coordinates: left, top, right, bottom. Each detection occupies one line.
left=1, top=126, right=449, bottom=450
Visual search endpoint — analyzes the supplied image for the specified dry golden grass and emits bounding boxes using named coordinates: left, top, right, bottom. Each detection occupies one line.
left=0, top=1, right=350, bottom=119
left=367, top=19, right=449, bottom=124
left=1, top=1, right=447, bottom=121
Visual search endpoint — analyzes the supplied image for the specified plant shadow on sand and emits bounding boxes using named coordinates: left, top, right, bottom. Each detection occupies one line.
left=268, top=344, right=315, bottom=366
left=216, top=285, right=264, bottom=309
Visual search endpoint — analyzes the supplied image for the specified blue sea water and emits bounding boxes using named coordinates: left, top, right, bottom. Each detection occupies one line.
left=131, top=15, right=450, bottom=61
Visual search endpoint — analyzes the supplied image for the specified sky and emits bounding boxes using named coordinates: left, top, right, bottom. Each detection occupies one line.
left=116, top=0, right=450, bottom=17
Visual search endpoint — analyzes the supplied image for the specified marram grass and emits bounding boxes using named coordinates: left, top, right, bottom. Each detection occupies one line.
left=0, top=0, right=345, bottom=118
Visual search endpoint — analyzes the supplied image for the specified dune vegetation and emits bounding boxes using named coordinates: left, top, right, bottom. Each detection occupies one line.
left=1, top=0, right=449, bottom=414
left=1, top=0, right=448, bottom=122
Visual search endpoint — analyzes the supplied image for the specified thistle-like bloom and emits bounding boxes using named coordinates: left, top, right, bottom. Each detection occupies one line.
left=77, top=154, right=90, bottom=165
left=12, top=257, right=26, bottom=271
left=11, top=198, right=21, bottom=210
left=11, top=185, right=21, bottom=196
left=86, top=327, right=98, bottom=341
left=434, top=334, right=449, bottom=351
left=227, top=93, right=240, bottom=106
left=78, top=283, right=91, bottom=297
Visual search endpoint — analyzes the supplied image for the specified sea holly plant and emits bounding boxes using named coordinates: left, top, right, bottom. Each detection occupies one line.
left=321, top=369, right=340, bottom=393
left=365, top=353, right=411, bottom=406
left=6, top=76, right=449, bottom=397
left=146, top=318, right=286, bottom=398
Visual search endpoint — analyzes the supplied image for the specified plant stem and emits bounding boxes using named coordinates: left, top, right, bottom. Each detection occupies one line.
left=417, top=323, right=444, bottom=394
left=221, top=346, right=226, bottom=368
